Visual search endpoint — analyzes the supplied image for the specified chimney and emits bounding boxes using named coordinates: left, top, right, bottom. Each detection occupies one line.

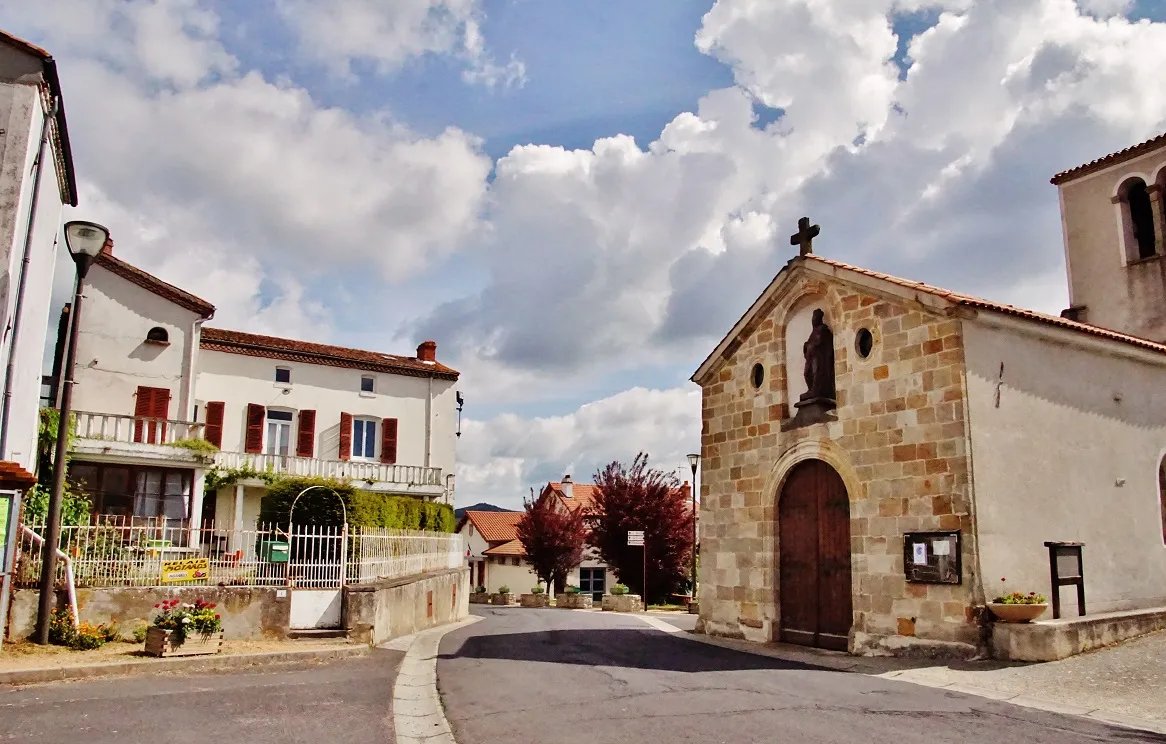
left=101, top=237, right=114, bottom=256
left=561, top=474, right=573, bottom=500
left=417, top=340, right=437, bottom=362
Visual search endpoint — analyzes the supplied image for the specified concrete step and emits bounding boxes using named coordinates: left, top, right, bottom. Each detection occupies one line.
left=287, top=628, right=349, bottom=640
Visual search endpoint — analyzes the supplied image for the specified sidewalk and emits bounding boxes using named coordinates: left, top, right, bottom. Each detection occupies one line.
left=0, top=637, right=368, bottom=685
left=638, top=615, right=1166, bottom=736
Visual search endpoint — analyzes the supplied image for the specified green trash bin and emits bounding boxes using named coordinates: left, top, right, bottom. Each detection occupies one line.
left=260, top=540, right=290, bottom=563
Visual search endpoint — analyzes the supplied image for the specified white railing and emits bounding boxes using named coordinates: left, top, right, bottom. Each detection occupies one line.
left=214, top=451, right=443, bottom=487
left=14, top=521, right=464, bottom=589
left=73, top=410, right=205, bottom=446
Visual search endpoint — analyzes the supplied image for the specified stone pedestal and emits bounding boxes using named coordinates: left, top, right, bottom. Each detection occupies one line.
left=469, top=592, right=491, bottom=605
left=490, top=592, right=517, bottom=606
left=520, top=593, right=550, bottom=608
left=556, top=593, right=593, bottom=609
left=782, top=397, right=836, bottom=431
left=601, top=594, right=643, bottom=612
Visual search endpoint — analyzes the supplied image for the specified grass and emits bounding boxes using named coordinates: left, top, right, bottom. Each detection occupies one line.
left=647, top=604, right=689, bottom=612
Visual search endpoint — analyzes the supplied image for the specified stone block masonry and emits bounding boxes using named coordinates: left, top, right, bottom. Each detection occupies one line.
left=696, top=274, right=980, bottom=656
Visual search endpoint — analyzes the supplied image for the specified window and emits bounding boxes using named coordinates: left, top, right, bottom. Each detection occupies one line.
left=275, top=367, right=291, bottom=384
left=146, top=327, right=169, bottom=344
left=266, top=409, right=293, bottom=456
left=855, top=328, right=874, bottom=359
left=360, top=375, right=375, bottom=393
left=66, top=462, right=192, bottom=527
left=352, top=417, right=378, bottom=460
left=751, top=363, right=765, bottom=389
left=1119, top=177, right=1159, bottom=260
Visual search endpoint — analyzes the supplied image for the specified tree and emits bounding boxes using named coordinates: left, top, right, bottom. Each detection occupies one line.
left=590, top=453, right=694, bottom=603
left=517, top=488, right=586, bottom=592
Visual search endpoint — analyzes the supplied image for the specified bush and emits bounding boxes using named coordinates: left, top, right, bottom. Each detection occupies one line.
left=132, top=623, right=149, bottom=644
left=474, top=585, right=487, bottom=594
left=530, top=585, right=545, bottom=595
left=498, top=585, right=511, bottom=594
left=168, top=438, right=220, bottom=455
left=565, top=584, right=580, bottom=594
left=46, top=609, right=116, bottom=650
left=610, top=584, right=630, bottom=596
left=258, top=476, right=455, bottom=532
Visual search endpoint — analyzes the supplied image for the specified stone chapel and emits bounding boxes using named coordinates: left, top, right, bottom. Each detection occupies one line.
left=692, top=132, right=1166, bottom=656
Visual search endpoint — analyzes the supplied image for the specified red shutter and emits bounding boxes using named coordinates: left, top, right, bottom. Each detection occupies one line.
left=244, top=404, right=265, bottom=454
left=380, top=418, right=398, bottom=464
left=133, top=386, right=170, bottom=444
left=297, top=410, right=316, bottom=458
left=204, top=402, right=225, bottom=448
left=338, top=412, right=352, bottom=461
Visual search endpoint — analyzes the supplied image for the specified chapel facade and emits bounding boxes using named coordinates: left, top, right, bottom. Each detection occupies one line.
left=692, top=133, right=1166, bottom=656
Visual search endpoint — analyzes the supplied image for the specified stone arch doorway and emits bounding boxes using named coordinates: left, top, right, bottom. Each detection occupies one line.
left=778, top=458, right=852, bottom=651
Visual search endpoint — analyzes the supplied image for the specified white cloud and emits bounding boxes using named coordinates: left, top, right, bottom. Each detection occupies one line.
left=276, top=0, right=526, bottom=88
left=456, top=387, right=700, bottom=510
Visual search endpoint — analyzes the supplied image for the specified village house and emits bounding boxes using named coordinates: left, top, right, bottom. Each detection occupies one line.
left=460, top=475, right=691, bottom=601
left=56, top=240, right=461, bottom=551
left=692, top=132, right=1166, bottom=657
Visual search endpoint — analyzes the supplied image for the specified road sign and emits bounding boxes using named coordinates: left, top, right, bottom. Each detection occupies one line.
left=628, top=530, right=644, bottom=546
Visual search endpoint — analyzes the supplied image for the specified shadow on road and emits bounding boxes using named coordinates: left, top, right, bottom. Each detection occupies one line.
left=440, top=628, right=835, bottom=674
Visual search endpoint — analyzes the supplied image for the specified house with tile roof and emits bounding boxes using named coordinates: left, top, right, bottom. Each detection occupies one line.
left=53, top=238, right=460, bottom=552
left=693, top=133, right=1166, bottom=658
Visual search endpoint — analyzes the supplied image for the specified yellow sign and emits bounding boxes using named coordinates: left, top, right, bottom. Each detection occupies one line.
left=161, top=557, right=210, bottom=584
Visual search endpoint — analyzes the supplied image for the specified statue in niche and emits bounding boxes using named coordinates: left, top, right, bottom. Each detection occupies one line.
left=796, top=309, right=836, bottom=413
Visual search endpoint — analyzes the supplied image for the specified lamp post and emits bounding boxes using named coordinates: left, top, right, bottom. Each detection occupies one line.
left=34, top=221, right=108, bottom=644
left=687, top=452, right=700, bottom=603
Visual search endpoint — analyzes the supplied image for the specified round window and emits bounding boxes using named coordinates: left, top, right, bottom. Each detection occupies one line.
left=855, top=328, right=875, bottom=359
left=751, top=363, right=765, bottom=389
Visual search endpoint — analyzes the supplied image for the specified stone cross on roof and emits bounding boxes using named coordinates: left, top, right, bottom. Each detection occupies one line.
left=790, top=216, right=821, bottom=256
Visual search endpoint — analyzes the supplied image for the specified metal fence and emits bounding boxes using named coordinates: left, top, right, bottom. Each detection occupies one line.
left=14, top=521, right=464, bottom=589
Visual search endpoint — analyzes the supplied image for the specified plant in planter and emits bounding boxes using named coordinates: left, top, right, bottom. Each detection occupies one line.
left=531, top=585, right=545, bottom=594
left=498, top=585, right=511, bottom=595
left=145, top=598, right=224, bottom=657
left=610, top=584, right=630, bottom=596
left=988, top=578, right=1048, bottom=623
left=475, top=585, right=487, bottom=593
left=521, top=585, right=550, bottom=607
left=565, top=584, right=580, bottom=594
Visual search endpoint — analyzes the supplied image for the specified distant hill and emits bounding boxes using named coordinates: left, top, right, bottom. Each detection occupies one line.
left=454, top=502, right=519, bottom=521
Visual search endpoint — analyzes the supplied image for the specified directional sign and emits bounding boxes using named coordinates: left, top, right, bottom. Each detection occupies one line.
left=627, top=530, right=644, bottom=547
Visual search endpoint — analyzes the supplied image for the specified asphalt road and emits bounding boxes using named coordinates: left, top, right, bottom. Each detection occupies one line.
left=438, top=607, right=1166, bottom=744
left=0, top=649, right=403, bottom=744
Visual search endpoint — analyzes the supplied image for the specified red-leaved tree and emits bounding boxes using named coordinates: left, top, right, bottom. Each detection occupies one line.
left=516, top=488, right=586, bottom=591
left=590, top=453, right=694, bottom=603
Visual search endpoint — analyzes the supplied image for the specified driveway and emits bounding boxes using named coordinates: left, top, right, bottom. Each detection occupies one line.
left=437, top=607, right=1165, bottom=744
left=0, top=649, right=403, bottom=744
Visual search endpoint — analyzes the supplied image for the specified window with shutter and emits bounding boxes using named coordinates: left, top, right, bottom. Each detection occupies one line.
left=338, top=412, right=353, bottom=460
left=244, top=404, right=265, bottom=454
left=204, top=401, right=225, bottom=448
left=133, top=386, right=171, bottom=444
left=380, top=418, right=398, bottom=464
left=297, top=410, right=316, bottom=457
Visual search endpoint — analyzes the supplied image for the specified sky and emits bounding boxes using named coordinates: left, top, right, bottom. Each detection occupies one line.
left=5, top=0, right=1166, bottom=510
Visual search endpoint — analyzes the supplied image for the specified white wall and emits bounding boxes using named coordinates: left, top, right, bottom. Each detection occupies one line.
left=196, top=349, right=457, bottom=474
left=71, top=264, right=202, bottom=421
left=481, top=558, right=538, bottom=594
left=0, top=80, right=65, bottom=473
left=964, top=319, right=1166, bottom=614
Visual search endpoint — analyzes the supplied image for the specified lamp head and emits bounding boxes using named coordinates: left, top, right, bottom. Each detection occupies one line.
left=687, top=453, right=700, bottom=471
left=64, top=221, right=109, bottom=276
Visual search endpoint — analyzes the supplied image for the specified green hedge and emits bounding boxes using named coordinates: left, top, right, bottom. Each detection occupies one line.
left=257, top=476, right=454, bottom=532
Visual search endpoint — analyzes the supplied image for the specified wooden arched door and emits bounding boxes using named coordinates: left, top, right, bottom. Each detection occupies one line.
left=778, top=459, right=852, bottom=651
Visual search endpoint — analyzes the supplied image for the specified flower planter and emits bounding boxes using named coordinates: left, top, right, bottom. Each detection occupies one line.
left=520, top=593, right=550, bottom=608
left=469, top=592, right=492, bottom=605
left=144, top=626, right=224, bottom=658
left=556, top=593, right=593, bottom=610
left=601, top=594, right=643, bottom=613
left=490, top=592, right=517, bottom=606
left=988, top=603, right=1048, bottom=623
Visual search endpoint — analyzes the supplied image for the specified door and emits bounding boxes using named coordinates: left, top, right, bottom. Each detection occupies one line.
left=579, top=567, right=606, bottom=602
left=778, top=459, right=852, bottom=651
left=288, top=525, right=344, bottom=629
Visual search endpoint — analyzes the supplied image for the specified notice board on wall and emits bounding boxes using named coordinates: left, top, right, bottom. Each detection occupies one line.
left=903, top=531, right=961, bottom=585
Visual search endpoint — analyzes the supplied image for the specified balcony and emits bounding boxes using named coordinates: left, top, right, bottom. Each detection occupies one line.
left=214, top=451, right=446, bottom=497
left=73, top=410, right=206, bottom=444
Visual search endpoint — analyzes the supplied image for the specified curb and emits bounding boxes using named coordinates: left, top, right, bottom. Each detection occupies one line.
left=392, top=615, right=482, bottom=744
left=0, top=645, right=372, bottom=687
left=632, top=615, right=1166, bottom=737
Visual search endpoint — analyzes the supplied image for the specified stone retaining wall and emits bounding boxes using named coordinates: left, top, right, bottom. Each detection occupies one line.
left=601, top=594, right=642, bottom=612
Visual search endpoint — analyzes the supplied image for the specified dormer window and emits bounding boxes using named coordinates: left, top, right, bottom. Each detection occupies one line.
left=1117, top=176, right=1160, bottom=261
left=145, top=327, right=169, bottom=345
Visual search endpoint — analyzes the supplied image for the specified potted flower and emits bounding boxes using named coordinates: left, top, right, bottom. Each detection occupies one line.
left=988, top=578, right=1048, bottom=623
left=145, top=598, right=224, bottom=657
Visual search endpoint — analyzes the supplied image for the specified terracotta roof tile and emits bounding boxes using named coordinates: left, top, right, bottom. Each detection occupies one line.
left=463, top=511, right=523, bottom=543
left=806, top=255, right=1166, bottom=356
left=1050, top=131, right=1166, bottom=185
left=0, top=460, right=37, bottom=488
left=95, top=252, right=215, bottom=318
left=550, top=482, right=694, bottom=513
left=200, top=328, right=460, bottom=380
left=483, top=538, right=526, bottom=557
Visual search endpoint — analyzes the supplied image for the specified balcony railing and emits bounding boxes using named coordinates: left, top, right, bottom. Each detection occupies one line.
left=215, top=451, right=444, bottom=488
left=73, top=410, right=205, bottom=445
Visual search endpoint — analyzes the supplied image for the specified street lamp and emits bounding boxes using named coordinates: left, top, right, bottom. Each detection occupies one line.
left=34, top=221, right=108, bottom=644
left=687, top=452, right=700, bottom=604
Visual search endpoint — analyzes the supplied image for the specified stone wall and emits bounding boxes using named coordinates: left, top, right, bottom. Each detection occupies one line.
left=344, top=568, right=468, bottom=647
left=8, top=586, right=290, bottom=641
left=696, top=270, right=981, bottom=655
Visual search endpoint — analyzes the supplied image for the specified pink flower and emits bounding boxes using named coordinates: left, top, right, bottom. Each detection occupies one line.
left=154, top=603, right=160, bottom=608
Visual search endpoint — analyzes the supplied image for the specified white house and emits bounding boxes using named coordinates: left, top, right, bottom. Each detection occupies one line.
left=0, top=29, right=77, bottom=477
left=59, top=240, right=461, bottom=548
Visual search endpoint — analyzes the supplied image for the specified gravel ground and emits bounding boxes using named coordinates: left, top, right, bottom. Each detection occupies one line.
left=0, top=638, right=350, bottom=671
